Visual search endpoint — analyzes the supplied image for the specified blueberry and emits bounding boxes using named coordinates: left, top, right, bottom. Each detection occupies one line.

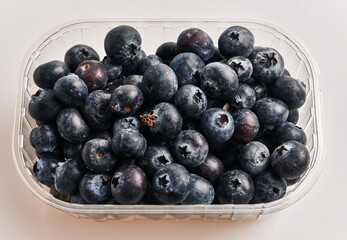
left=181, top=174, right=214, bottom=205
left=139, top=54, right=163, bottom=75
left=215, top=169, right=254, bottom=204
left=177, top=28, right=215, bottom=62
left=54, top=157, right=87, bottom=195
left=122, top=75, right=143, bottom=91
left=138, top=145, right=174, bottom=178
left=101, top=56, right=122, bottom=80
left=113, top=116, right=141, bottom=135
left=226, top=56, right=253, bottom=82
left=218, top=26, right=255, bottom=58
left=252, top=97, right=289, bottom=129
left=80, top=90, right=114, bottom=130
left=174, top=130, right=209, bottom=168
left=63, top=142, right=83, bottom=159
left=155, top=41, right=178, bottom=65
left=228, top=83, right=256, bottom=110
left=28, top=89, right=64, bottom=123
left=142, top=63, right=178, bottom=102
left=271, top=75, right=307, bottom=109
left=248, top=81, right=268, bottom=100
left=122, top=49, right=146, bottom=76
left=248, top=46, right=285, bottom=84
left=111, top=129, right=147, bottom=158
left=56, top=108, right=90, bottom=143
left=104, top=25, right=142, bottom=65
left=75, top=60, right=108, bottom=91
left=252, top=171, right=287, bottom=203
left=103, top=76, right=124, bottom=93
left=152, top=163, right=190, bottom=204
left=191, top=153, right=224, bottom=184
left=33, top=155, right=60, bottom=187
left=282, top=68, right=291, bottom=76
left=272, top=122, right=307, bottom=145
left=199, top=108, right=234, bottom=143
left=174, top=84, right=207, bottom=119
left=82, top=138, right=117, bottom=173
left=111, top=165, right=147, bottom=204
left=33, top=60, right=70, bottom=89
left=231, top=109, right=260, bottom=143
left=169, top=52, right=205, bottom=87
left=64, top=44, right=100, bottom=72
left=238, top=141, right=270, bottom=176
left=79, top=172, right=113, bottom=204
left=29, top=124, right=61, bottom=153
left=286, top=108, right=299, bottom=124
left=140, top=102, right=183, bottom=141
left=109, top=85, right=143, bottom=117
left=53, top=74, right=88, bottom=107
left=199, top=62, right=238, bottom=101
left=271, top=140, right=310, bottom=179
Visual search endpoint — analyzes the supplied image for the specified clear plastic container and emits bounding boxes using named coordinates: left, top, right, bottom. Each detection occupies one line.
left=12, top=19, right=324, bottom=221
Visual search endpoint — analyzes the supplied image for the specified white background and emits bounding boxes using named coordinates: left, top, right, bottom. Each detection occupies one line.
left=0, top=0, right=345, bottom=239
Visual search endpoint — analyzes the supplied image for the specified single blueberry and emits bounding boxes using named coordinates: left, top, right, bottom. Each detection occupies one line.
left=174, top=130, right=209, bottom=168
left=174, top=84, right=207, bottom=119
left=104, top=25, right=142, bottom=65
left=111, top=129, right=147, bottom=158
left=33, top=155, right=60, bottom=187
left=111, top=165, right=147, bottom=204
left=81, top=138, right=117, bottom=173
left=248, top=46, right=285, bottom=84
left=181, top=174, right=214, bottom=205
left=113, top=116, right=141, bottom=135
left=140, top=102, right=183, bottom=141
left=252, top=97, right=289, bottom=129
left=75, top=60, right=108, bottom=91
left=231, top=109, right=260, bottom=143
left=109, top=85, right=144, bottom=117
left=28, top=89, right=64, bottom=124
left=199, top=108, right=234, bottom=143
left=272, top=121, right=307, bottom=145
left=56, top=108, right=90, bottom=143
left=33, top=60, right=70, bottom=89
left=215, top=169, right=254, bottom=204
left=226, top=56, right=253, bottom=82
left=199, top=62, right=238, bottom=101
left=142, top=63, right=178, bottom=102
left=152, top=163, right=190, bottom=204
left=64, top=44, right=100, bottom=72
left=79, top=172, right=113, bottom=204
left=176, top=28, right=215, bottom=62
left=169, top=52, right=205, bottom=87
left=218, top=26, right=255, bottom=58
left=271, top=140, right=310, bottom=179
left=251, top=170, right=287, bottom=203
left=54, top=157, right=87, bottom=195
left=54, top=74, right=89, bottom=107
left=238, top=141, right=270, bottom=176
left=191, top=153, right=224, bottom=184
left=271, top=75, right=307, bottom=109
left=101, top=56, right=122, bottom=80
left=29, top=124, right=61, bottom=153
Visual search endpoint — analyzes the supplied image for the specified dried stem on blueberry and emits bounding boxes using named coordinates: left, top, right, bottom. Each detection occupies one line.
left=140, top=113, right=158, bottom=127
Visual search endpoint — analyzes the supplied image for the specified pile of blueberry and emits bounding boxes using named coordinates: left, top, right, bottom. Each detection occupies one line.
left=29, top=25, right=309, bottom=205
